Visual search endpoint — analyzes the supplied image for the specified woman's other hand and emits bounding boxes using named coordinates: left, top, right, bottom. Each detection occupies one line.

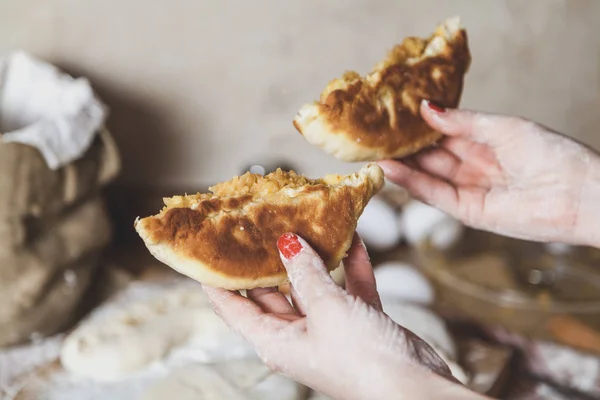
left=379, top=100, right=600, bottom=247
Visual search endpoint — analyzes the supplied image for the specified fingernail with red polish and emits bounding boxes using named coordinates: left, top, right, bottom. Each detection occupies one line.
left=424, top=100, right=446, bottom=113
left=277, top=233, right=303, bottom=260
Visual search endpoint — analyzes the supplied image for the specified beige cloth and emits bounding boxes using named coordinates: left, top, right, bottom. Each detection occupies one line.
left=0, top=197, right=113, bottom=347
left=0, top=52, right=121, bottom=348
left=0, top=127, right=120, bottom=347
left=0, top=128, right=120, bottom=220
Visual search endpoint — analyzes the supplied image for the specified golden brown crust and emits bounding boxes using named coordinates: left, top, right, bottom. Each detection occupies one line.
left=293, top=17, right=471, bottom=162
left=134, top=164, right=384, bottom=289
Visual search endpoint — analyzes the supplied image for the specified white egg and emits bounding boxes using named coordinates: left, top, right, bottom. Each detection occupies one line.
left=543, top=242, right=573, bottom=255
left=374, top=261, right=434, bottom=305
left=381, top=300, right=456, bottom=359
left=357, top=196, right=402, bottom=251
left=382, top=300, right=469, bottom=383
left=400, top=201, right=455, bottom=246
left=429, top=218, right=464, bottom=250
left=446, top=358, right=469, bottom=384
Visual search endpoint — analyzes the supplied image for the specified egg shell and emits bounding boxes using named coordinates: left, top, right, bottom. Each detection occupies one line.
left=381, top=300, right=469, bottom=383
left=381, top=300, right=457, bottom=360
left=543, top=242, right=573, bottom=255
left=429, top=218, right=464, bottom=250
left=400, top=201, right=455, bottom=246
left=374, top=261, right=434, bottom=305
left=356, top=196, right=402, bottom=251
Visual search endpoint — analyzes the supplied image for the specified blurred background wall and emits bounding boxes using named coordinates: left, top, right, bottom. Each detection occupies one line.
left=1, top=0, right=599, bottom=190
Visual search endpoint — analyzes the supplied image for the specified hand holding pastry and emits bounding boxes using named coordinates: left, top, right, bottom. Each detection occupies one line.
left=379, top=100, right=600, bottom=248
left=203, top=233, right=489, bottom=400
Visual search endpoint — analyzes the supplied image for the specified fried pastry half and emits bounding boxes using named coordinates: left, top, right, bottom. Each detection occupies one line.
left=135, top=163, right=384, bottom=290
left=293, top=16, right=471, bottom=162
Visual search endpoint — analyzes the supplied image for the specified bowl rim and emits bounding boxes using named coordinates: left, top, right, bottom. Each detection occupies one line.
left=415, top=224, right=600, bottom=314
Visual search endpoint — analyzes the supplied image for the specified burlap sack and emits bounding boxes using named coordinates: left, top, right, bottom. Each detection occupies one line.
left=0, top=128, right=120, bottom=221
left=0, top=253, right=101, bottom=348
left=0, top=196, right=112, bottom=347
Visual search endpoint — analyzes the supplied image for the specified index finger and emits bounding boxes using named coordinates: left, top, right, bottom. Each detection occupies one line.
left=376, top=159, right=460, bottom=214
left=277, top=233, right=344, bottom=311
left=420, top=99, right=520, bottom=146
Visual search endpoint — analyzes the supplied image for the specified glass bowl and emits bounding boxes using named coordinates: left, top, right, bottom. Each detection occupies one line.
left=414, top=224, right=600, bottom=354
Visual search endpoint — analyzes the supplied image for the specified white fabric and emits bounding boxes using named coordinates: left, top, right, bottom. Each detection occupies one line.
left=0, top=51, right=107, bottom=169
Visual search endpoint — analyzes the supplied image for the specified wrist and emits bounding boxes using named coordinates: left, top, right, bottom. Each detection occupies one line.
left=371, top=363, right=488, bottom=400
left=575, top=156, right=600, bottom=249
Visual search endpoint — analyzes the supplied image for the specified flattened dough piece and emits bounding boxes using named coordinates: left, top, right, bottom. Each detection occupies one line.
left=140, top=360, right=308, bottom=400
left=135, top=163, right=384, bottom=290
left=59, top=279, right=255, bottom=382
left=294, top=16, right=471, bottom=162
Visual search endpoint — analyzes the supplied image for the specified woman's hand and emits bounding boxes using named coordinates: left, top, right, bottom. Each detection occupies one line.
left=378, top=100, right=600, bottom=247
left=202, top=233, right=487, bottom=400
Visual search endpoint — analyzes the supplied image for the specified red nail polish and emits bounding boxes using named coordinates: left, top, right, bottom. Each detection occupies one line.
left=425, top=100, right=446, bottom=113
left=277, top=233, right=303, bottom=260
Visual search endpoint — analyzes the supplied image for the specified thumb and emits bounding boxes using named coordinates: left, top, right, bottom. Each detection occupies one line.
left=277, top=233, right=342, bottom=311
left=420, top=99, right=518, bottom=146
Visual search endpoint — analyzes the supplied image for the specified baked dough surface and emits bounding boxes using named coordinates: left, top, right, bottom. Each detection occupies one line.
left=293, top=17, right=471, bottom=162
left=135, top=164, right=384, bottom=290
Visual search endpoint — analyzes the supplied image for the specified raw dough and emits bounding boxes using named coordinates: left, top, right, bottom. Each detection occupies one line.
left=10, top=349, right=307, bottom=400
left=140, top=360, right=307, bottom=400
left=7, top=360, right=171, bottom=400
left=0, top=334, right=64, bottom=392
left=60, top=278, right=256, bottom=381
